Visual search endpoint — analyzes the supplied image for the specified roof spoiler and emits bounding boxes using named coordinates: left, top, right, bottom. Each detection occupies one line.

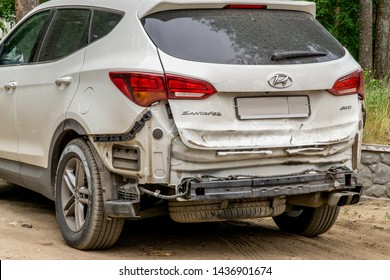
left=137, top=0, right=316, bottom=18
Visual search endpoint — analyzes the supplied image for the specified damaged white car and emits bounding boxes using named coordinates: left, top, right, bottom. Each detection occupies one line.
left=0, top=0, right=364, bottom=249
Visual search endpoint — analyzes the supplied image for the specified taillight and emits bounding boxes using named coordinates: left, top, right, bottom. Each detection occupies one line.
left=224, top=4, right=267, bottom=9
left=327, top=69, right=364, bottom=99
left=110, top=72, right=217, bottom=107
left=110, top=73, right=166, bottom=107
left=166, top=75, right=216, bottom=99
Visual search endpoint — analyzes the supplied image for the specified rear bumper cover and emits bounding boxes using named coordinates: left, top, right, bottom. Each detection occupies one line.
left=185, top=166, right=360, bottom=201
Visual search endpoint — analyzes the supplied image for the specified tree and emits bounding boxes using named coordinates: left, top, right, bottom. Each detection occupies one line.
left=0, top=0, right=15, bottom=21
left=15, top=0, right=39, bottom=22
left=308, top=0, right=360, bottom=60
left=374, top=0, right=390, bottom=80
left=0, top=0, right=15, bottom=37
left=359, top=0, right=373, bottom=72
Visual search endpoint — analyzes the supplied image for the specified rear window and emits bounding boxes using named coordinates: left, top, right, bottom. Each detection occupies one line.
left=142, top=9, right=345, bottom=65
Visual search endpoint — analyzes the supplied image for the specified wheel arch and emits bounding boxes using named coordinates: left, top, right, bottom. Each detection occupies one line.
left=49, top=119, right=88, bottom=196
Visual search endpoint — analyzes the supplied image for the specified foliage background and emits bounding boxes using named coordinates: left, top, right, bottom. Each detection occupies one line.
left=308, top=0, right=361, bottom=60
left=0, top=0, right=15, bottom=37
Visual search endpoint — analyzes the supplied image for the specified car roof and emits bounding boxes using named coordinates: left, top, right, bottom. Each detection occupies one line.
left=35, top=0, right=316, bottom=18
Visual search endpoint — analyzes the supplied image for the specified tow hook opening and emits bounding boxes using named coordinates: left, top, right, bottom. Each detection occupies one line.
left=195, top=187, right=205, bottom=196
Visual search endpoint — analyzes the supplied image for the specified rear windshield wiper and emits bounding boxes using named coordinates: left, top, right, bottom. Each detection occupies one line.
left=271, top=50, right=328, bottom=61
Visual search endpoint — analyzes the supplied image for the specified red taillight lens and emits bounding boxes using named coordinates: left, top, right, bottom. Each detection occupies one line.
left=327, top=69, right=364, bottom=99
left=110, top=73, right=166, bottom=107
left=224, top=4, right=267, bottom=9
left=110, top=72, right=217, bottom=107
left=166, top=75, right=216, bottom=99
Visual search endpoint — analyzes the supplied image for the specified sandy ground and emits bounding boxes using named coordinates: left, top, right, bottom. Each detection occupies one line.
left=0, top=180, right=389, bottom=260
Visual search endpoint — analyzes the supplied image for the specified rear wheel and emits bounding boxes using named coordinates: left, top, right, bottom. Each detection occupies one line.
left=55, top=139, right=124, bottom=249
left=272, top=204, right=340, bottom=237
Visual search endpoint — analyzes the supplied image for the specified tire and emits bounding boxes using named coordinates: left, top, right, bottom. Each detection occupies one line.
left=55, top=138, right=124, bottom=250
left=272, top=204, right=340, bottom=237
left=169, top=198, right=286, bottom=223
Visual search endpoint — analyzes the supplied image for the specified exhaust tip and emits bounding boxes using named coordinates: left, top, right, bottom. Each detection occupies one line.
left=349, top=194, right=360, bottom=205
left=328, top=192, right=361, bottom=207
left=328, top=193, right=348, bottom=207
left=337, top=195, right=348, bottom=206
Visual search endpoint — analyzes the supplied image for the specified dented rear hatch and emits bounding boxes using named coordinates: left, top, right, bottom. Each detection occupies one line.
left=141, top=6, right=362, bottom=154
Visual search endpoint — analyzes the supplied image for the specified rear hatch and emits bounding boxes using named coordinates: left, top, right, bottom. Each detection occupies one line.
left=141, top=5, right=362, bottom=154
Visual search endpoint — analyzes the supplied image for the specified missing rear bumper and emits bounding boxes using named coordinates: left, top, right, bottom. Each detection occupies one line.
left=185, top=166, right=358, bottom=201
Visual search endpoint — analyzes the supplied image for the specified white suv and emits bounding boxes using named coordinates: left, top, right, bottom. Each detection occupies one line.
left=0, top=0, right=364, bottom=249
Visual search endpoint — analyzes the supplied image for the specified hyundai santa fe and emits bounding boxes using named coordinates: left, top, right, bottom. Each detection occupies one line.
left=0, top=0, right=364, bottom=249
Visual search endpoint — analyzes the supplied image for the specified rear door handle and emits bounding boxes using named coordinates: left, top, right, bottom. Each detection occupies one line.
left=55, top=77, right=72, bottom=87
left=4, top=81, right=18, bottom=91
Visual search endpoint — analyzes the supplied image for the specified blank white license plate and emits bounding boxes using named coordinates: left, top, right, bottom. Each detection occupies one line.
left=235, top=96, right=311, bottom=120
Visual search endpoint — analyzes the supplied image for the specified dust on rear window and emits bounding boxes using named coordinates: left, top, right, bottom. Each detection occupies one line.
left=142, top=9, right=345, bottom=65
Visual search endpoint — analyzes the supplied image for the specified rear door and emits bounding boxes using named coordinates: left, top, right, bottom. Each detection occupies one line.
left=16, top=8, right=90, bottom=168
left=142, top=7, right=362, bottom=151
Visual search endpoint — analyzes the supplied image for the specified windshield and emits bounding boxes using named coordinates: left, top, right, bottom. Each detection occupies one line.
left=142, top=9, right=345, bottom=65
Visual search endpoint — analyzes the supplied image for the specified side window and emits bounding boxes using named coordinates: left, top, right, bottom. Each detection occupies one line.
left=38, top=9, right=91, bottom=62
left=0, top=11, right=50, bottom=66
left=90, top=10, right=123, bottom=43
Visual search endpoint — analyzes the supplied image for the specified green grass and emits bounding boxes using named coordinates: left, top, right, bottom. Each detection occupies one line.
left=363, top=76, right=390, bottom=144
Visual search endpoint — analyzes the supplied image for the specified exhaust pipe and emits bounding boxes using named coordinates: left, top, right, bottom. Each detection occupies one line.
left=327, top=192, right=361, bottom=207
left=328, top=193, right=348, bottom=207
left=345, top=192, right=360, bottom=205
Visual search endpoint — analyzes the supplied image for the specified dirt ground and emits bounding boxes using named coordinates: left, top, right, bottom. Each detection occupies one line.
left=0, top=180, right=389, bottom=260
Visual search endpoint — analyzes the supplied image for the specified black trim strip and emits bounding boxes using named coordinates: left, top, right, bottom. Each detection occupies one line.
left=93, top=111, right=152, bottom=142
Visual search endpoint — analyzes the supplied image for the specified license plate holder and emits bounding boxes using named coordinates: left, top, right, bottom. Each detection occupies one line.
left=234, top=96, right=311, bottom=120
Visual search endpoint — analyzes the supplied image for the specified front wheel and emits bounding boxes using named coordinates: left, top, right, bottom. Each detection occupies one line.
left=272, top=204, right=340, bottom=237
left=55, top=138, right=124, bottom=249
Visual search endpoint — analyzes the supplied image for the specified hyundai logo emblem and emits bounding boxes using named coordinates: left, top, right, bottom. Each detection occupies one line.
left=268, top=74, right=293, bottom=89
